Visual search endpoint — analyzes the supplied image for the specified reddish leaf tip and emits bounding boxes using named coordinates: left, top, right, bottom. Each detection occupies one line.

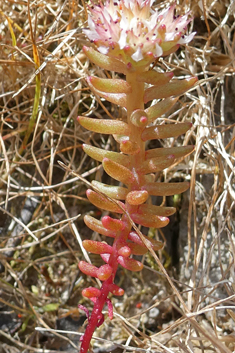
left=97, top=264, right=113, bottom=281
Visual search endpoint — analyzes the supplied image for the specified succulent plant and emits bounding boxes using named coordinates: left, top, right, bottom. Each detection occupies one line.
left=78, top=1, right=197, bottom=352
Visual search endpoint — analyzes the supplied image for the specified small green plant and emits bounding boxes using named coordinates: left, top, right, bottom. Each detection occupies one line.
left=78, top=1, right=197, bottom=352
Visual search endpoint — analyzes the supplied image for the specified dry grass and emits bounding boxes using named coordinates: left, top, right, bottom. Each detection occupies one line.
left=0, top=0, right=235, bottom=352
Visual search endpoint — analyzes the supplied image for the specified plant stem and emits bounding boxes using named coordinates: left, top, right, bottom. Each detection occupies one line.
left=126, top=70, right=146, bottom=213
left=80, top=278, right=111, bottom=353
left=80, top=69, right=147, bottom=353
left=80, top=215, right=131, bottom=353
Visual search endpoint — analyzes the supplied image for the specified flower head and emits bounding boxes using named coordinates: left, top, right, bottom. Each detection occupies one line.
left=83, top=0, right=195, bottom=65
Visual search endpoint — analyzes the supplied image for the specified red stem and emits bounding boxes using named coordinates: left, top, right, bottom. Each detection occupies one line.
left=80, top=220, right=131, bottom=353
left=80, top=279, right=112, bottom=353
left=80, top=70, right=145, bottom=353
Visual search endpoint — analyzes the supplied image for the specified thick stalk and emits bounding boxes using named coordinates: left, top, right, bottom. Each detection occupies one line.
left=125, top=71, right=146, bottom=218
left=80, top=70, right=146, bottom=353
left=80, top=278, right=112, bottom=353
left=80, top=217, right=131, bottom=353
left=126, top=71, right=145, bottom=168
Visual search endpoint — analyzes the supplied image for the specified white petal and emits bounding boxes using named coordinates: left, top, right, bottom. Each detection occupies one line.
left=130, top=17, right=138, bottom=30
left=148, top=12, right=159, bottom=28
left=83, top=29, right=100, bottom=41
left=154, top=42, right=163, bottom=57
left=103, top=7, right=112, bottom=23
left=118, top=30, right=127, bottom=49
left=178, top=32, right=196, bottom=44
left=98, top=46, right=109, bottom=54
left=120, top=13, right=129, bottom=31
left=131, top=46, right=143, bottom=61
left=165, top=32, right=176, bottom=41
left=88, top=15, right=96, bottom=31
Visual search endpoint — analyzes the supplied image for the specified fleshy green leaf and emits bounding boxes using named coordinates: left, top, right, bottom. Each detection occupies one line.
left=144, top=181, right=190, bottom=196
left=102, top=158, right=134, bottom=185
left=139, top=203, right=176, bottom=217
left=84, top=215, right=116, bottom=238
left=128, top=231, right=163, bottom=251
left=82, top=239, right=113, bottom=254
left=126, top=190, right=149, bottom=205
left=78, top=117, right=129, bottom=135
left=92, top=180, right=128, bottom=200
left=141, top=122, right=192, bottom=141
left=144, top=77, right=197, bottom=103
left=145, top=145, right=194, bottom=160
left=79, top=261, right=99, bottom=278
left=131, top=213, right=169, bottom=228
left=83, top=46, right=128, bottom=74
left=102, top=215, right=125, bottom=232
left=145, top=97, right=178, bottom=124
left=117, top=256, right=143, bottom=272
left=87, top=76, right=132, bottom=94
left=137, top=70, right=173, bottom=85
left=83, top=144, right=130, bottom=167
left=86, top=189, right=125, bottom=213
left=138, top=155, right=175, bottom=174
left=82, top=287, right=101, bottom=298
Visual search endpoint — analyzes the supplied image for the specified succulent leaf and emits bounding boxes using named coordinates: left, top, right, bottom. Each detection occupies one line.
left=144, top=181, right=190, bottom=196
left=117, top=246, right=132, bottom=257
left=161, top=40, right=180, bottom=52
left=86, top=82, right=127, bottom=107
left=82, top=287, right=101, bottom=298
left=83, top=144, right=130, bottom=167
left=107, top=298, right=114, bottom=320
left=126, top=190, right=149, bottom=205
left=87, top=76, right=132, bottom=94
left=145, top=145, right=194, bottom=160
left=139, top=203, right=176, bottom=217
left=131, top=213, right=169, bottom=228
left=144, top=77, right=198, bottom=103
left=79, top=261, right=98, bottom=278
left=128, top=243, right=148, bottom=255
left=84, top=215, right=116, bottom=238
left=145, top=97, right=178, bottom=124
left=100, top=253, right=110, bottom=263
left=128, top=231, right=163, bottom=250
left=102, top=216, right=125, bottom=232
left=82, top=240, right=113, bottom=254
left=86, top=189, right=125, bottom=213
left=117, top=256, right=143, bottom=272
left=92, top=180, right=128, bottom=200
left=138, top=155, right=175, bottom=174
left=109, top=284, right=124, bottom=296
left=120, top=140, right=140, bottom=155
left=137, top=70, right=173, bottom=86
left=130, top=109, right=148, bottom=128
left=97, top=264, right=113, bottom=281
left=102, top=158, right=134, bottom=185
left=78, top=117, right=129, bottom=135
left=113, top=134, right=131, bottom=144
left=83, top=46, right=128, bottom=74
left=162, top=44, right=180, bottom=57
left=141, top=122, right=192, bottom=141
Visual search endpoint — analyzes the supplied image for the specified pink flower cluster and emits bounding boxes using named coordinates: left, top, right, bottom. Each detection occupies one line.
left=84, top=0, right=195, bottom=63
